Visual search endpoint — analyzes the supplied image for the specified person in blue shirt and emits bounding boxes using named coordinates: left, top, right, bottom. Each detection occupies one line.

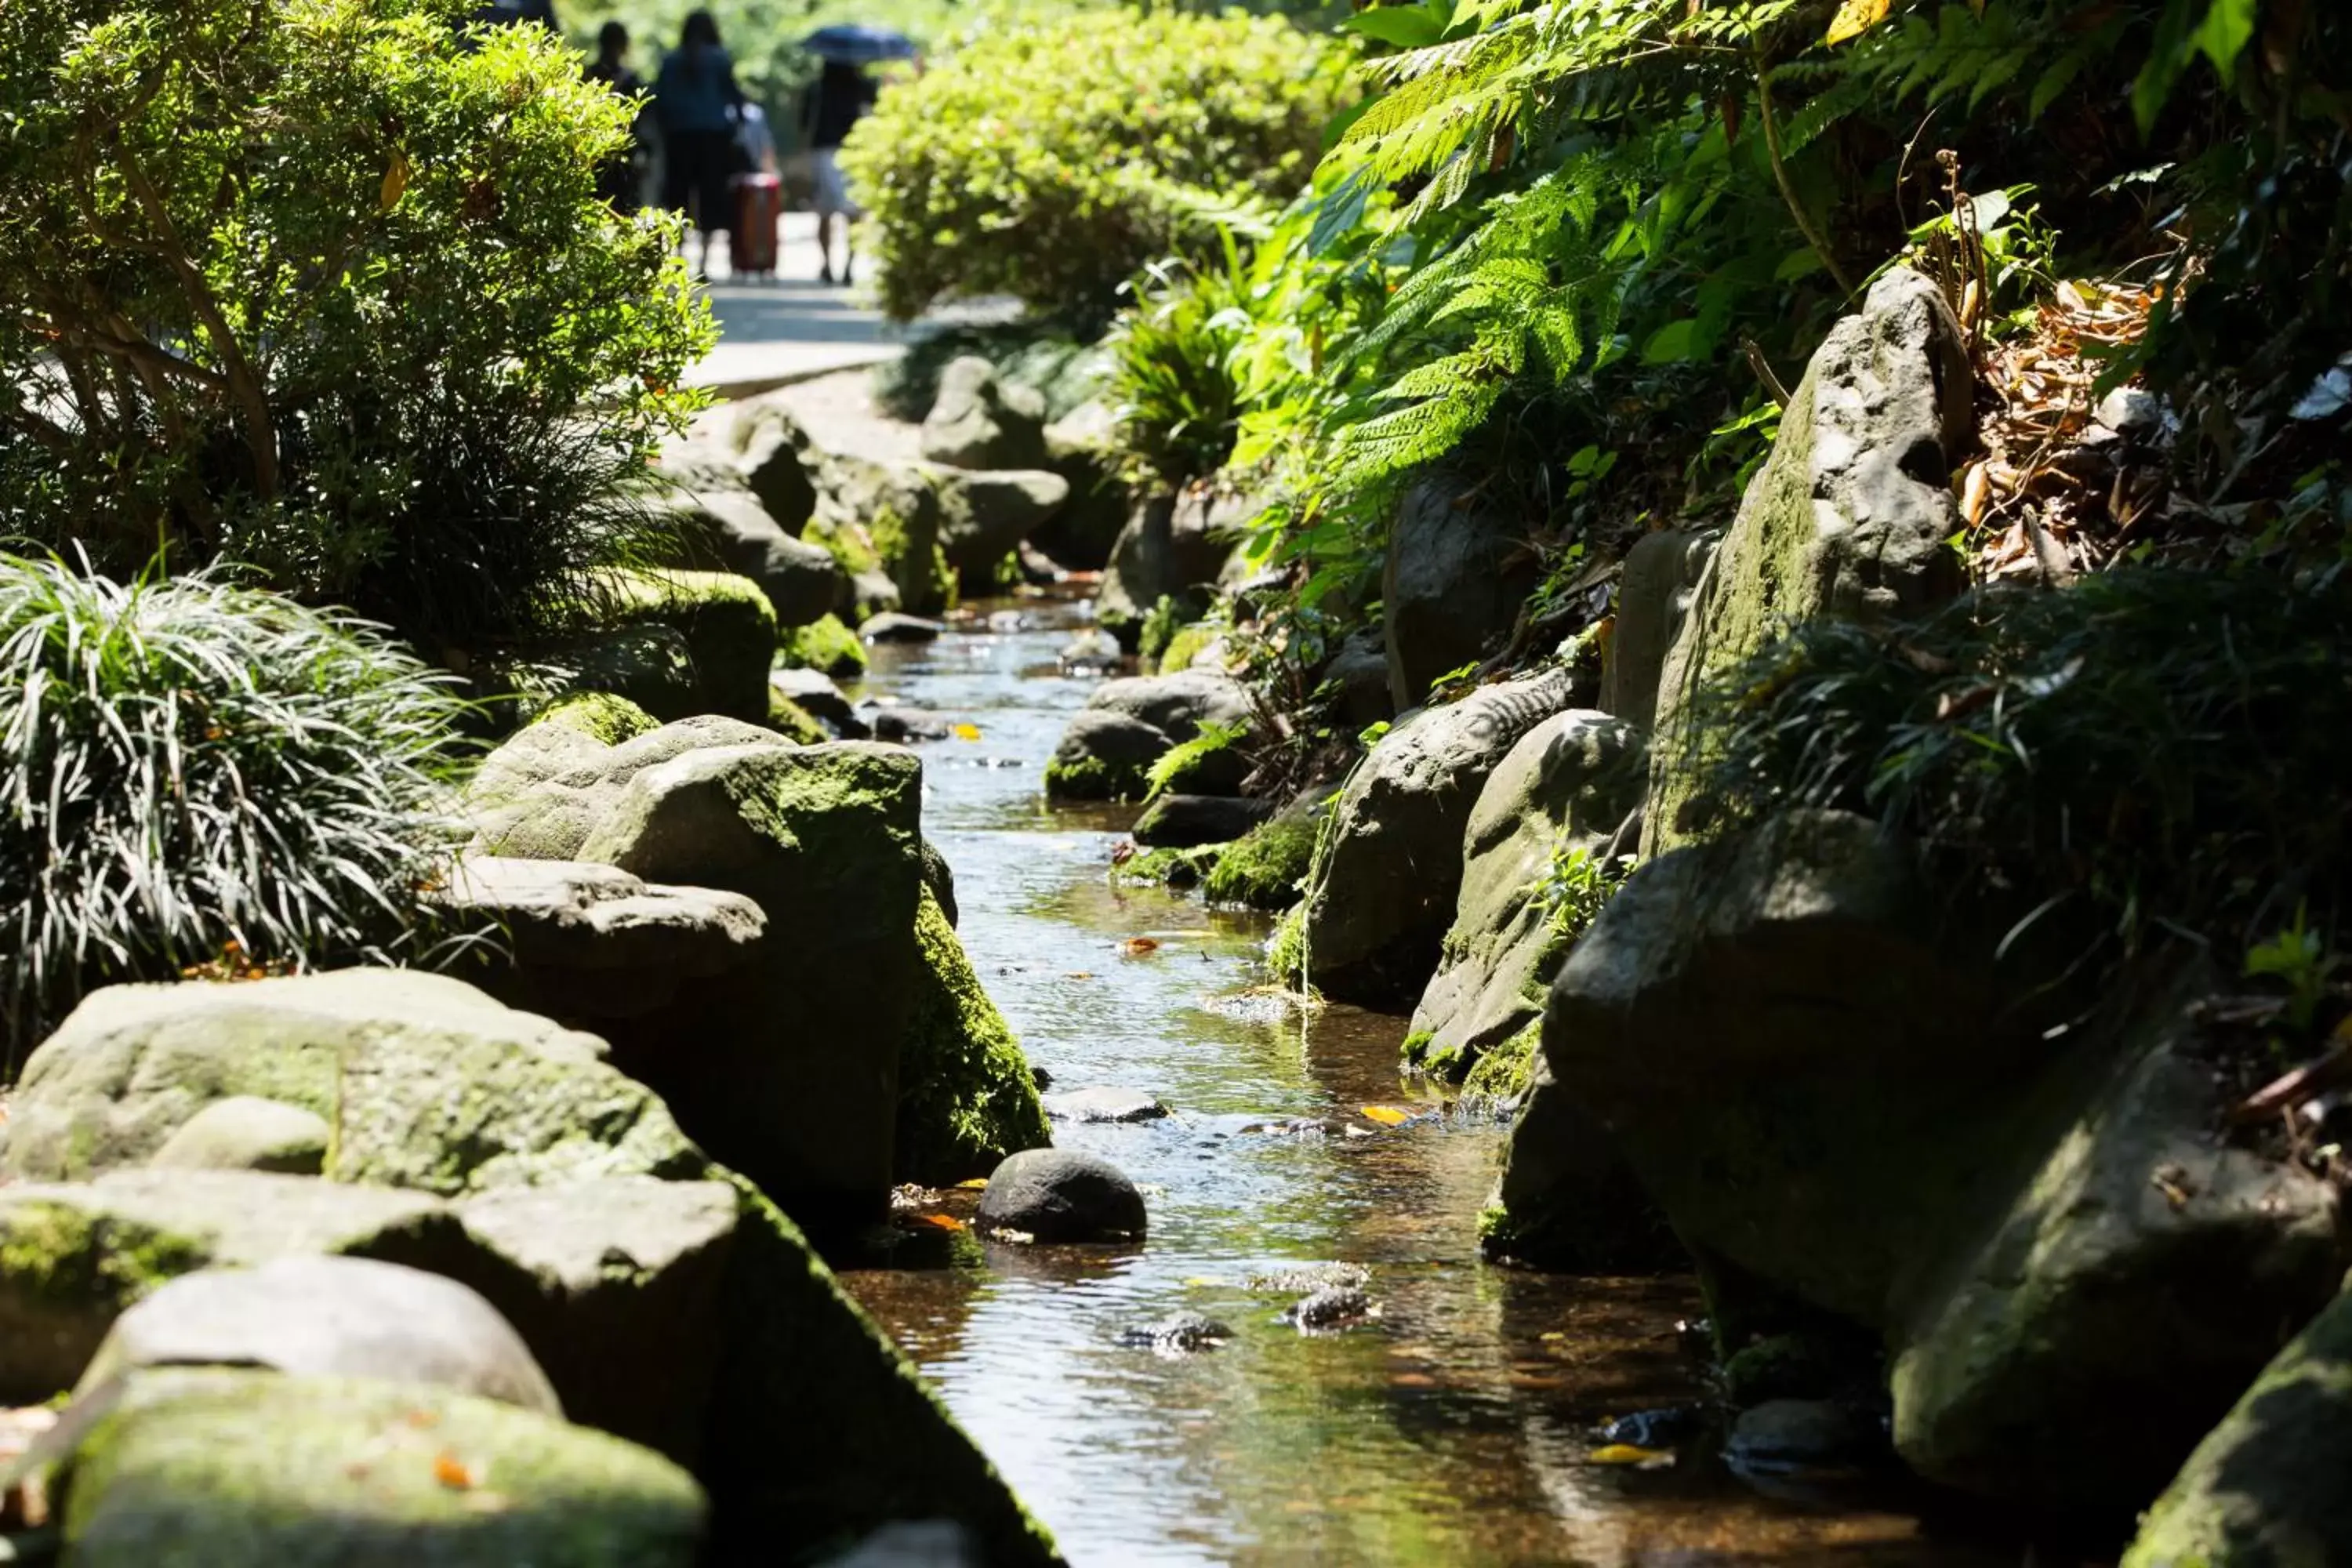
left=653, top=10, right=747, bottom=278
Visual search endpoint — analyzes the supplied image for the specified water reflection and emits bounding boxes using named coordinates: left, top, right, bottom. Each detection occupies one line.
left=837, top=602, right=2013, bottom=1567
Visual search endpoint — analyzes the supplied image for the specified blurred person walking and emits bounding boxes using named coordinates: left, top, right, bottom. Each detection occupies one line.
left=653, top=9, right=747, bottom=279
left=585, top=20, right=648, bottom=211
left=801, top=59, right=877, bottom=286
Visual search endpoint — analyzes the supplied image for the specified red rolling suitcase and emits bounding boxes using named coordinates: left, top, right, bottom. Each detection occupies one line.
left=731, top=173, right=782, bottom=278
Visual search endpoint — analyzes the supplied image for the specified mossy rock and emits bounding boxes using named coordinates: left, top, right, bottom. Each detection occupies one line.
left=0, top=970, right=707, bottom=1197
left=1265, top=906, right=1308, bottom=988
left=600, top=569, right=778, bottom=725
left=2122, top=1287, right=2352, bottom=1568
left=1457, top=1018, right=1540, bottom=1109
left=778, top=612, right=868, bottom=677
left=1157, top=620, right=1223, bottom=675
left=764, top=691, right=827, bottom=745
left=527, top=691, right=660, bottom=747
left=894, top=887, right=1051, bottom=1185
left=1200, top=811, right=1317, bottom=910
left=1112, top=844, right=1221, bottom=891
left=803, top=514, right=884, bottom=579
left=478, top=626, right=699, bottom=732
left=53, top=1369, right=707, bottom=1567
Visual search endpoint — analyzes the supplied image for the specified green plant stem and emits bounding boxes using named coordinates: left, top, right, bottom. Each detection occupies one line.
left=1755, top=57, right=1857, bottom=303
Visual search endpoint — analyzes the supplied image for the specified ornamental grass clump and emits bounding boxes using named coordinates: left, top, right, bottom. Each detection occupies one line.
left=0, top=557, right=483, bottom=1062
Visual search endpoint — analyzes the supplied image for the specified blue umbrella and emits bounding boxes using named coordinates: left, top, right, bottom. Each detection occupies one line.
left=798, top=23, right=918, bottom=64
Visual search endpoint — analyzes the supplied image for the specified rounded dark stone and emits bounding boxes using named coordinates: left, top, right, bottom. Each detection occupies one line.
left=974, top=1149, right=1146, bottom=1243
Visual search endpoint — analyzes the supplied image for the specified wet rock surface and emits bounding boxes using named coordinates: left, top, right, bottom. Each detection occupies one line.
left=975, top=1149, right=1148, bottom=1243
left=1040, top=1087, right=1167, bottom=1124
left=1280, top=1285, right=1374, bottom=1330
left=1117, top=1312, right=1232, bottom=1354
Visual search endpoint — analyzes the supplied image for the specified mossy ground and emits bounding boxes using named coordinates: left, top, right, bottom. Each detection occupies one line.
left=528, top=691, right=659, bottom=746
left=895, top=886, right=1051, bottom=1185
left=1200, top=813, right=1316, bottom=909
left=778, top=614, right=867, bottom=677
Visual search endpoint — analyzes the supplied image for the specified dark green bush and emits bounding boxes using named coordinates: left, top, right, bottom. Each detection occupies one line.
left=0, top=0, right=713, bottom=646
left=1700, top=570, right=2352, bottom=962
left=0, top=557, right=483, bottom=1062
left=838, top=8, right=1348, bottom=323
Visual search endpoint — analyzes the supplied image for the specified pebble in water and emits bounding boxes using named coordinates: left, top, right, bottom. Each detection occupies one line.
left=1117, top=1313, right=1234, bottom=1356
left=1281, top=1285, right=1375, bottom=1331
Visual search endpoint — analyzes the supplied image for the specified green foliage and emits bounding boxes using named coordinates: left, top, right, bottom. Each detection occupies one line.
left=1701, top=569, right=2352, bottom=965
left=1201, top=811, right=1319, bottom=909
left=0, top=557, right=481, bottom=1060
left=0, top=0, right=713, bottom=647
left=839, top=8, right=1348, bottom=323
left=1143, top=720, right=1248, bottom=803
left=1138, top=595, right=1189, bottom=667
left=2244, top=905, right=2339, bottom=1034
left=1108, top=243, right=1257, bottom=485
left=779, top=613, right=869, bottom=677
left=1528, top=840, right=1631, bottom=940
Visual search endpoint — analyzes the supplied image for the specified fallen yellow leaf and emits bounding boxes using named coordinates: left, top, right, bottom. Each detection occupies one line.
left=1360, top=1105, right=1410, bottom=1127
left=910, top=1212, right=964, bottom=1232
left=1120, top=937, right=1162, bottom=957
left=1824, top=0, right=1891, bottom=45
left=955, top=1178, right=990, bottom=1189
left=1588, top=1443, right=1674, bottom=1466
left=432, top=1450, right=473, bottom=1490
left=953, top=723, right=982, bottom=742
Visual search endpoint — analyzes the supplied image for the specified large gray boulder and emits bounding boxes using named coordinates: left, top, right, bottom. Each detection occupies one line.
left=1043, top=670, right=1256, bottom=804
left=1890, top=1001, right=2342, bottom=1508
left=1646, top=267, right=1972, bottom=851
left=435, top=857, right=766, bottom=1022
left=1301, top=668, right=1584, bottom=1002
left=0, top=1171, right=471, bottom=1403
left=662, top=488, right=847, bottom=628
left=1482, top=1055, right=1675, bottom=1271
left=1381, top=480, right=1541, bottom=710
left=1600, top=528, right=1713, bottom=732
left=732, top=397, right=821, bottom=531
left=569, top=742, right=925, bottom=1229
left=46, top=1368, right=707, bottom=1568
left=935, top=467, right=1070, bottom=587
left=1086, top=669, right=1254, bottom=738
left=920, top=354, right=1051, bottom=470
left=1096, top=489, right=1245, bottom=648
left=74, top=1255, right=561, bottom=1414
left=2123, top=1287, right=2352, bottom=1568
left=1317, top=628, right=1393, bottom=731
left=0, top=978, right=1061, bottom=1565
left=0, top=971, right=702, bottom=1196
left=1403, top=710, right=1645, bottom=1080
left=1543, top=810, right=2342, bottom=1508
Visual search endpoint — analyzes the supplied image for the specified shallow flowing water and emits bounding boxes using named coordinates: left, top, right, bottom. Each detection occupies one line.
left=837, top=596, right=2020, bottom=1567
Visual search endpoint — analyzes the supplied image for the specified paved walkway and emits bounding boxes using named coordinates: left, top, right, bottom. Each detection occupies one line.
left=686, top=212, right=904, bottom=399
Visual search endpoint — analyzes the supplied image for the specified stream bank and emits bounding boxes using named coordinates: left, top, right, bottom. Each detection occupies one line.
left=837, top=598, right=2018, bottom=1566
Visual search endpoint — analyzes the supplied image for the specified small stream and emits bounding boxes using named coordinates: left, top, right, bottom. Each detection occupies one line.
left=837, top=596, right=2014, bottom=1567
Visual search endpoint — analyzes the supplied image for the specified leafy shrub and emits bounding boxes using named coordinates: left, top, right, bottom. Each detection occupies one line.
left=1700, top=570, right=2352, bottom=964
left=0, top=0, right=713, bottom=646
left=839, top=9, right=1348, bottom=323
left=1108, top=249, right=1254, bottom=485
left=0, top=557, right=481, bottom=1062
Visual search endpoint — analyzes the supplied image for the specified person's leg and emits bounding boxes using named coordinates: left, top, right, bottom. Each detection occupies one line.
left=816, top=211, right=836, bottom=284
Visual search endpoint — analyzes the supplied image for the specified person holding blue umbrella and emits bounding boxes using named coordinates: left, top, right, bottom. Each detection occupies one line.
left=797, top=25, right=915, bottom=286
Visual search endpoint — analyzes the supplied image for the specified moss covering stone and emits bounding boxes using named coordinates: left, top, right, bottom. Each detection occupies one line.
left=1112, top=844, right=1221, bottom=891
left=53, top=1368, right=707, bottom=1566
left=1457, top=1018, right=1540, bottom=1108
left=763, top=691, right=828, bottom=745
left=2122, top=1287, right=2352, bottom=1568
left=1042, top=750, right=1148, bottom=803
left=1200, top=812, right=1316, bottom=910
left=601, top=569, right=778, bottom=724
left=869, top=504, right=956, bottom=619
left=528, top=691, right=659, bottom=747
left=1265, top=905, right=1308, bottom=988
left=1157, top=620, right=1220, bottom=675
left=803, top=514, right=884, bottom=579
left=895, top=887, right=1051, bottom=1185
left=0, top=971, right=709, bottom=1197
left=778, top=612, right=868, bottom=677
